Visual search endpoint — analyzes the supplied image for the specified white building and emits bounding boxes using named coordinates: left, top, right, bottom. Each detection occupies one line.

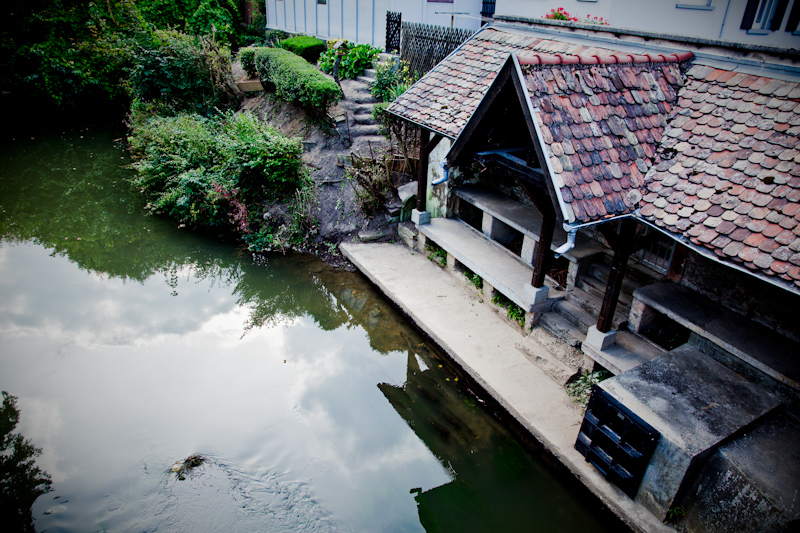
left=495, top=0, right=800, bottom=48
left=264, top=0, right=485, bottom=50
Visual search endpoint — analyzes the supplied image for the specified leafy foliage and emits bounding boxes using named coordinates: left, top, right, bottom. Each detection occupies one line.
left=0, top=0, right=242, bottom=109
left=319, top=41, right=381, bottom=79
left=0, top=392, right=52, bottom=533
left=129, top=29, right=239, bottom=112
left=566, top=370, right=610, bottom=410
left=253, top=47, right=342, bottom=112
left=238, top=47, right=258, bottom=78
left=371, top=60, right=417, bottom=103
left=426, top=243, right=447, bottom=267
left=491, top=292, right=526, bottom=327
left=278, top=35, right=327, bottom=63
left=128, top=110, right=303, bottom=229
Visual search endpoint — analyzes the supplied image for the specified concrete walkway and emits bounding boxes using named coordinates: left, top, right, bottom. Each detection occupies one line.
left=340, top=242, right=671, bottom=533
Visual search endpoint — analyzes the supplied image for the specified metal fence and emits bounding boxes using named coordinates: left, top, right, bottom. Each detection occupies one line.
left=400, top=21, right=475, bottom=76
left=386, top=11, right=401, bottom=53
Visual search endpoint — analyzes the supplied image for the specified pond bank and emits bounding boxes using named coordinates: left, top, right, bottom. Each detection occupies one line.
left=340, top=241, right=672, bottom=533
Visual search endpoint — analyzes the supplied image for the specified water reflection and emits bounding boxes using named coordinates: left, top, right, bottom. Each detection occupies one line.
left=0, top=127, right=618, bottom=531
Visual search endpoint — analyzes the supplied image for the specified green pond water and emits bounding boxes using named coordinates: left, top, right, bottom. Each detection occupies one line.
left=0, top=126, right=622, bottom=532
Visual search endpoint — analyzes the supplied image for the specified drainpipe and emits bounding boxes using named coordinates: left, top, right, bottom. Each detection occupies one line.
left=431, top=161, right=449, bottom=185
left=553, top=228, right=577, bottom=258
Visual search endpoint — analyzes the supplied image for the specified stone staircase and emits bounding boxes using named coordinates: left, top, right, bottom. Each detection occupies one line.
left=540, top=261, right=644, bottom=348
left=333, top=53, right=398, bottom=159
left=525, top=257, right=658, bottom=384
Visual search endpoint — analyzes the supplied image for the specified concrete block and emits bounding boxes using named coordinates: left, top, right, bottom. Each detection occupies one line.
left=599, top=346, right=781, bottom=520
left=523, top=284, right=550, bottom=308
left=521, top=234, right=536, bottom=265
left=445, top=253, right=457, bottom=274
left=481, top=212, right=517, bottom=244
left=397, top=223, right=417, bottom=250
left=585, top=325, right=617, bottom=351
left=411, top=209, right=430, bottom=226
left=628, top=298, right=658, bottom=334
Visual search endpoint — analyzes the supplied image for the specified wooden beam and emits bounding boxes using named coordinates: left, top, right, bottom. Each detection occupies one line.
left=475, top=151, right=546, bottom=187
left=597, top=218, right=637, bottom=333
left=513, top=176, right=556, bottom=289
left=417, top=128, right=430, bottom=212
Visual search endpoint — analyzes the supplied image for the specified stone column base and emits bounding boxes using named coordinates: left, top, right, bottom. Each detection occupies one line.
left=411, top=209, right=430, bottom=225
left=585, top=325, right=617, bottom=351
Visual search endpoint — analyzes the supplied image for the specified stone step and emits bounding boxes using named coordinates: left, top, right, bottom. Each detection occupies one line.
left=353, top=113, right=375, bottom=125
left=353, top=103, right=375, bottom=115
left=352, top=92, right=378, bottom=104
left=577, top=274, right=633, bottom=313
left=362, top=68, right=377, bottom=79
left=516, top=331, right=581, bottom=386
left=378, top=52, right=399, bottom=63
left=350, top=123, right=382, bottom=137
left=589, top=262, right=647, bottom=294
left=566, top=286, right=628, bottom=330
left=357, top=75, right=375, bottom=86
left=528, top=327, right=586, bottom=371
left=350, top=135, right=389, bottom=154
left=552, top=299, right=595, bottom=334
left=539, top=311, right=586, bottom=349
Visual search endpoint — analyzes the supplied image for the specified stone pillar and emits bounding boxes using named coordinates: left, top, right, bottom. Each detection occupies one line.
left=628, top=298, right=658, bottom=334
left=521, top=235, right=537, bottom=265
left=481, top=213, right=516, bottom=243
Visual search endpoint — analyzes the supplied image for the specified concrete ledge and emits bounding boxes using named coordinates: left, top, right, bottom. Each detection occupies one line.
left=632, top=282, right=800, bottom=389
left=236, top=80, right=264, bottom=92
left=581, top=330, right=666, bottom=375
left=340, top=242, right=672, bottom=533
left=419, top=218, right=561, bottom=312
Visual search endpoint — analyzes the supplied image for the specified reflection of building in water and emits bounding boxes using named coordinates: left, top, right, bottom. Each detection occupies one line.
left=379, top=352, right=618, bottom=532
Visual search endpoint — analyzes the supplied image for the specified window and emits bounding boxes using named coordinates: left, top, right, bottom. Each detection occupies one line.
left=676, top=0, right=715, bottom=10
left=786, top=0, right=800, bottom=32
left=317, top=0, right=326, bottom=4
left=741, top=0, right=790, bottom=33
left=427, top=0, right=454, bottom=3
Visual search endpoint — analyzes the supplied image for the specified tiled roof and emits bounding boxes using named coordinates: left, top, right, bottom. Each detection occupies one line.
left=389, top=27, right=688, bottom=139
left=523, top=59, right=687, bottom=223
left=641, top=65, right=800, bottom=290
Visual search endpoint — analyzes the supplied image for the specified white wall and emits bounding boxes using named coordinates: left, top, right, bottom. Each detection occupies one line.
left=495, top=0, right=800, bottom=49
left=265, top=0, right=483, bottom=49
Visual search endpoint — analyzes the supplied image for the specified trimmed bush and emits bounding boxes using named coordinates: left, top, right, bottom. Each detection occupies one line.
left=238, top=47, right=257, bottom=78
left=253, top=47, right=342, bottom=111
left=279, top=35, right=327, bottom=63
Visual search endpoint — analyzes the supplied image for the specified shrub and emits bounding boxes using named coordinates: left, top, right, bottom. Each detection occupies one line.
left=566, top=370, right=611, bottom=410
left=232, top=12, right=268, bottom=48
left=129, top=29, right=239, bottom=112
left=253, top=47, right=342, bottom=111
left=278, top=35, right=327, bottom=63
left=128, top=110, right=303, bottom=229
left=371, top=59, right=417, bottom=102
left=238, top=47, right=257, bottom=78
left=319, top=41, right=380, bottom=79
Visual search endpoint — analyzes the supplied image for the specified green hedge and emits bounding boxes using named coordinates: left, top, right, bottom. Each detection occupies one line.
left=253, top=47, right=342, bottom=111
left=238, top=47, right=257, bottom=78
left=279, top=35, right=327, bottom=63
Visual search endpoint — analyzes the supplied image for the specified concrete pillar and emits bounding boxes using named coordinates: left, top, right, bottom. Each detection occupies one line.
left=445, top=253, right=457, bottom=274
left=481, top=213, right=516, bottom=244
left=628, top=298, right=658, bottom=334
left=521, top=234, right=537, bottom=265
left=417, top=232, right=427, bottom=253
